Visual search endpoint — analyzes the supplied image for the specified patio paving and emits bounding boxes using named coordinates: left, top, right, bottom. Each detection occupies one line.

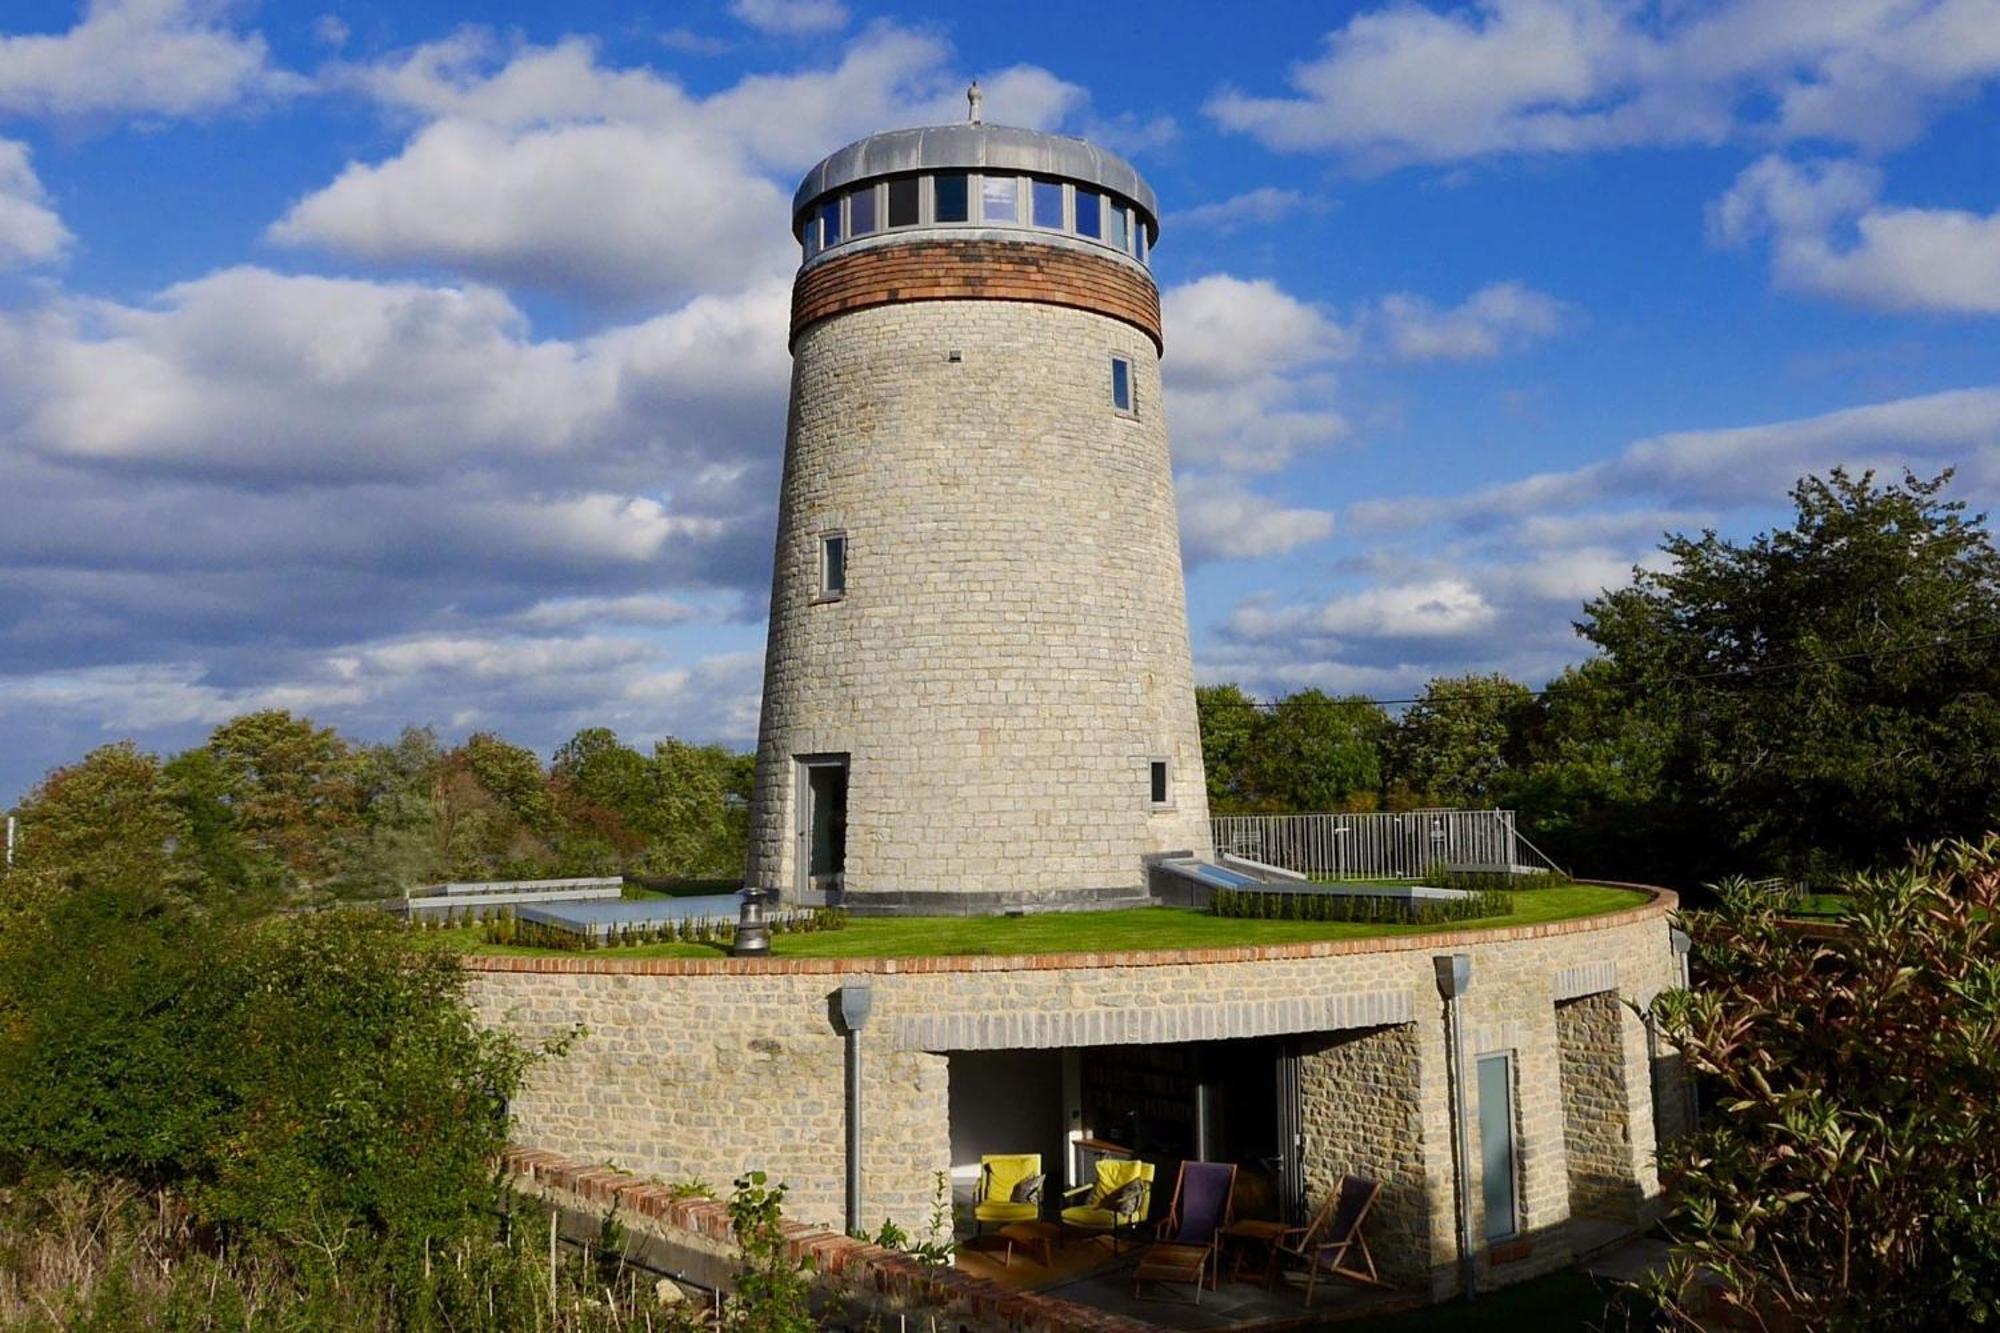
left=955, top=1239, right=1417, bottom=1330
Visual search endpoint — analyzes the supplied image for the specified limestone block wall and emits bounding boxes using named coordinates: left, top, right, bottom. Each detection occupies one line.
left=1556, top=993, right=1641, bottom=1221
left=1299, top=1023, right=1433, bottom=1286
left=746, top=296, right=1212, bottom=906
left=466, top=887, right=1684, bottom=1291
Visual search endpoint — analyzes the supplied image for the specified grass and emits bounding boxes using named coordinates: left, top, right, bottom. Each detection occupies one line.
left=425, top=885, right=1647, bottom=961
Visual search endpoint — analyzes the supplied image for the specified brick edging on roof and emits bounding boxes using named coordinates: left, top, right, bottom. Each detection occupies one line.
left=502, top=1146, right=1162, bottom=1333
left=460, top=881, right=1677, bottom=978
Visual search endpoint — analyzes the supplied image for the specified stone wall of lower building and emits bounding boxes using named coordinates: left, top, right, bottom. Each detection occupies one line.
left=466, top=886, right=1683, bottom=1293
left=1556, top=992, right=1640, bottom=1221
left=1299, top=1022, right=1433, bottom=1286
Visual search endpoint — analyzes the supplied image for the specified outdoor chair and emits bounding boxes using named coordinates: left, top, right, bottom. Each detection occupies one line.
left=1131, top=1160, right=1237, bottom=1304
left=972, top=1153, right=1044, bottom=1233
left=1059, top=1158, right=1155, bottom=1254
left=1278, top=1175, right=1386, bottom=1306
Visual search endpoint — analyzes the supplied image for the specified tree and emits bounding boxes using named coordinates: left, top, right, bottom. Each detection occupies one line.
left=1195, top=685, right=1262, bottom=812
left=1504, top=658, right=1678, bottom=876
left=636, top=739, right=743, bottom=879
left=1387, top=673, right=1534, bottom=807
left=1583, top=468, right=2000, bottom=881
left=1647, top=838, right=2000, bottom=1329
left=6, top=743, right=191, bottom=899
left=1244, top=689, right=1388, bottom=812
left=201, top=711, right=363, bottom=889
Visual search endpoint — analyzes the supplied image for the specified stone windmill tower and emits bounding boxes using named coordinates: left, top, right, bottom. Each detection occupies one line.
left=746, top=91, right=1213, bottom=913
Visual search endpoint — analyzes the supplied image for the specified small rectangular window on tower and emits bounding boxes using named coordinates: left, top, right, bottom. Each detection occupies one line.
left=887, top=176, right=920, bottom=228
left=818, top=532, right=847, bottom=601
left=818, top=199, right=841, bottom=248
left=1111, top=356, right=1134, bottom=414
left=1149, top=759, right=1171, bottom=807
left=934, top=173, right=969, bottom=222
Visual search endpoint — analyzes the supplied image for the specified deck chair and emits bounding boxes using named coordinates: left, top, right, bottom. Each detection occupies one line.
left=1059, top=1158, right=1155, bottom=1254
left=1131, top=1161, right=1237, bottom=1304
left=1278, top=1175, right=1386, bottom=1306
left=972, top=1153, right=1044, bottom=1233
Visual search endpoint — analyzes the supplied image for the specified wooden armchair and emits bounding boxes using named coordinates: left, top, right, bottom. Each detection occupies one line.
left=1278, top=1175, right=1386, bottom=1306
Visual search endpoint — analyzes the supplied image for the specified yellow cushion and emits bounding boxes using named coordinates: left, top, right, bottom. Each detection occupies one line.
left=975, top=1200, right=1040, bottom=1223
left=1062, top=1206, right=1122, bottom=1231
left=979, top=1153, right=1041, bottom=1205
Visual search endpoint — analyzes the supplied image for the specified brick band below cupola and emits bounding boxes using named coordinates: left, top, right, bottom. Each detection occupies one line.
left=790, top=239, right=1163, bottom=352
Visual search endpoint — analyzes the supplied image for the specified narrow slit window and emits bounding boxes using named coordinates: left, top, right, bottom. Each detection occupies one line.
left=849, top=185, right=877, bottom=236
left=819, top=533, right=847, bottom=600
left=1136, top=223, right=1149, bottom=264
left=1149, top=760, right=1171, bottom=807
left=1109, top=203, right=1129, bottom=252
left=934, top=172, right=969, bottom=223
left=1032, top=178, right=1065, bottom=229
left=818, top=199, right=841, bottom=248
left=981, top=174, right=1019, bottom=223
left=1111, top=356, right=1134, bottom=414
left=1477, top=1053, right=1519, bottom=1241
left=1074, top=188, right=1102, bottom=238
left=887, top=176, right=920, bottom=228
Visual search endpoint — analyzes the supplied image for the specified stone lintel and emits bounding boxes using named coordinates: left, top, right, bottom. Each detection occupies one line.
left=1552, top=959, right=1620, bottom=1001
left=891, top=987, right=1415, bottom=1051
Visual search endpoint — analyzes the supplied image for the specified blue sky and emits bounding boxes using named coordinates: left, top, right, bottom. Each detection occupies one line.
left=2, top=0, right=1998, bottom=802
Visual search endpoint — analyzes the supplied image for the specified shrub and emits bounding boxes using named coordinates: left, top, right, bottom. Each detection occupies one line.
left=1645, top=837, right=2000, bottom=1330
left=1210, top=886, right=1509, bottom=926
left=0, top=877, right=550, bottom=1271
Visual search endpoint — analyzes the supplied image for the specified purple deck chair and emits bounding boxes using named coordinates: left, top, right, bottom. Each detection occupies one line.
left=1131, top=1160, right=1238, bottom=1303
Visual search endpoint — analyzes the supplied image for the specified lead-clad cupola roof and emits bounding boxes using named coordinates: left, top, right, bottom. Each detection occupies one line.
left=791, top=122, right=1160, bottom=235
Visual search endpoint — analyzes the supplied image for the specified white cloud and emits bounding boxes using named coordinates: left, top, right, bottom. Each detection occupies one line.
left=512, top=594, right=696, bottom=630
left=270, top=119, right=795, bottom=308
left=1177, top=478, right=1335, bottom=565
left=1372, top=281, right=1568, bottom=361
left=1712, top=154, right=2000, bottom=315
left=1229, top=577, right=1499, bottom=644
left=0, top=265, right=792, bottom=485
left=728, top=0, right=849, bottom=37
left=1161, top=275, right=1354, bottom=472
left=0, top=0, right=300, bottom=118
left=1207, top=0, right=2000, bottom=169
left=0, top=139, right=70, bottom=267
left=1349, top=385, right=2000, bottom=533
left=281, top=28, right=1090, bottom=306
left=1171, top=187, right=1314, bottom=233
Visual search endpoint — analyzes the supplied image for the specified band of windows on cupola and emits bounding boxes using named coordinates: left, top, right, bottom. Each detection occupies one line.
left=799, top=173, right=1155, bottom=265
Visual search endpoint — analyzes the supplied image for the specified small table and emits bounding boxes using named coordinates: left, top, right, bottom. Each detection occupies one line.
left=993, top=1220, right=1061, bottom=1267
left=1220, top=1219, right=1293, bottom=1287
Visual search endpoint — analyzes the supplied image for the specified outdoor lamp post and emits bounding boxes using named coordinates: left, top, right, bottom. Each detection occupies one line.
left=733, top=886, right=774, bottom=956
left=1433, top=953, right=1476, bottom=1302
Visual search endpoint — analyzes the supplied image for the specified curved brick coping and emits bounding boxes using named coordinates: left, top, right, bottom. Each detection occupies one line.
left=502, top=1146, right=1170, bottom=1333
left=791, top=238, right=1163, bottom=351
left=461, top=881, right=1675, bottom=978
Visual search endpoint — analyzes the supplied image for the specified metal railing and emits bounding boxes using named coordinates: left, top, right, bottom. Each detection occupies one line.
left=1209, top=809, right=1562, bottom=881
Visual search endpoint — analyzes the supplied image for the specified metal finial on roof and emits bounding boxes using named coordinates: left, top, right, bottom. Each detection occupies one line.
left=967, top=79, right=983, bottom=124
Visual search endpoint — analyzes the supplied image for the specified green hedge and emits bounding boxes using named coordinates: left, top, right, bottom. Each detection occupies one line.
left=475, top=906, right=848, bottom=951
left=1211, top=886, right=1510, bottom=926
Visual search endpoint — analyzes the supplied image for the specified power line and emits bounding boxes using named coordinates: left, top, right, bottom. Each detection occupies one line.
left=1210, top=627, right=2000, bottom=711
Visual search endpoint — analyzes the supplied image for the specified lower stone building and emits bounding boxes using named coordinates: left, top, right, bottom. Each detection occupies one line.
left=467, top=885, right=1690, bottom=1303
